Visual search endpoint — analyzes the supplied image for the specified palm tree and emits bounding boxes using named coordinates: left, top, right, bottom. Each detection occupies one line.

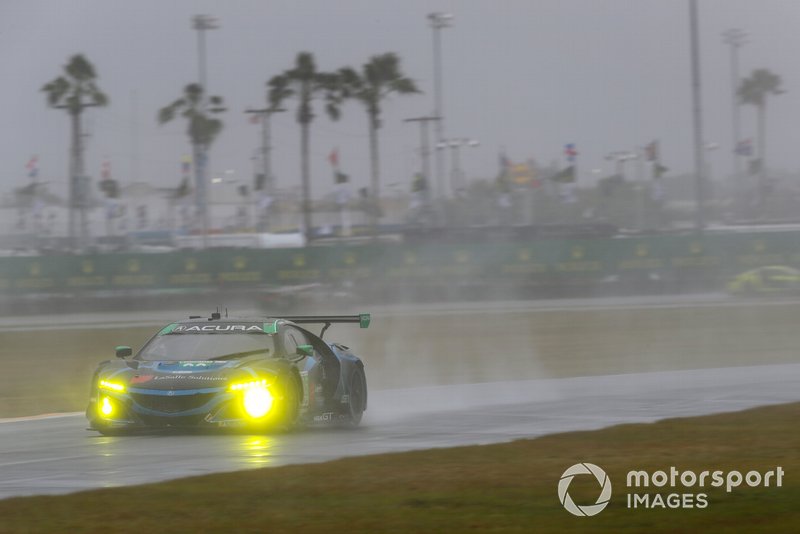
left=268, top=52, right=341, bottom=241
left=339, top=53, right=419, bottom=233
left=738, top=68, right=785, bottom=214
left=158, top=83, right=225, bottom=237
left=42, top=54, right=108, bottom=246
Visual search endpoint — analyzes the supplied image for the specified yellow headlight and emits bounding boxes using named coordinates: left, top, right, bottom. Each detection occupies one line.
left=229, top=379, right=273, bottom=418
left=99, top=380, right=125, bottom=393
left=100, top=396, right=114, bottom=417
left=243, top=387, right=273, bottom=418
left=229, top=379, right=268, bottom=392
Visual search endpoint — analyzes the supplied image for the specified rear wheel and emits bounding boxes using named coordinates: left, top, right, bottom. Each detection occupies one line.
left=346, top=368, right=366, bottom=426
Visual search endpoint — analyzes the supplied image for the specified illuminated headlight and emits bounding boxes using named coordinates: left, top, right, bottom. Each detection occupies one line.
left=229, top=379, right=273, bottom=418
left=99, top=396, right=115, bottom=417
left=99, top=380, right=126, bottom=393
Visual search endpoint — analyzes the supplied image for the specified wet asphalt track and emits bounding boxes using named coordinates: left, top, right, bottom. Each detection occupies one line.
left=1, top=363, right=798, bottom=499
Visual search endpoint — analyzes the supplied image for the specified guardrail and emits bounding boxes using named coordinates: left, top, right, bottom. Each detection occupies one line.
left=0, top=231, right=796, bottom=295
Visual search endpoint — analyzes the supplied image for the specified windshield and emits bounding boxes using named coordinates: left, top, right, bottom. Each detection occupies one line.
left=137, top=333, right=276, bottom=361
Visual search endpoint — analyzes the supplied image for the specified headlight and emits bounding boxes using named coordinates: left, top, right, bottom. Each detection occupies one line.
left=229, top=379, right=273, bottom=418
left=229, top=379, right=267, bottom=392
left=99, top=396, right=115, bottom=417
left=99, top=380, right=126, bottom=393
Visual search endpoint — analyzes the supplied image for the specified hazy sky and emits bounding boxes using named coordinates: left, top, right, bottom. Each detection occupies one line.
left=1, top=0, right=799, bottom=200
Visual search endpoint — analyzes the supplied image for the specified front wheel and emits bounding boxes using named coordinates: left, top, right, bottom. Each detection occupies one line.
left=274, top=374, right=300, bottom=432
left=346, top=368, right=367, bottom=426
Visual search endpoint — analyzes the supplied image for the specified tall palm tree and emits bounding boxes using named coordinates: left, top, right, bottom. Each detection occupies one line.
left=42, top=54, right=108, bottom=246
left=738, top=68, right=785, bottom=214
left=268, top=52, right=341, bottom=241
left=158, top=83, right=225, bottom=237
left=339, top=53, right=419, bottom=233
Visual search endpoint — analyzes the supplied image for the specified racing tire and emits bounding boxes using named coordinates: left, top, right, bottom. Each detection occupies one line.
left=346, top=368, right=367, bottom=427
left=273, top=373, right=301, bottom=432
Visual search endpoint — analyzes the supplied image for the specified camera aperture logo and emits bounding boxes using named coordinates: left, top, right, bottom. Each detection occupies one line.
left=558, top=463, right=612, bottom=517
left=558, top=462, right=785, bottom=516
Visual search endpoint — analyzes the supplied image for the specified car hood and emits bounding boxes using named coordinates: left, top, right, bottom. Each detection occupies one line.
left=99, top=359, right=275, bottom=391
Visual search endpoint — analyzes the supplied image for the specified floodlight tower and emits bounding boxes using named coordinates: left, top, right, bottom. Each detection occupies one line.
left=428, top=12, right=453, bottom=199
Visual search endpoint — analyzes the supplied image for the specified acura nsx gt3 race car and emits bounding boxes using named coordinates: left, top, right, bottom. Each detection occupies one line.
left=86, top=312, right=370, bottom=434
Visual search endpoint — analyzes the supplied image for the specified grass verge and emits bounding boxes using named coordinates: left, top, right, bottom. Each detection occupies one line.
left=0, top=402, right=798, bottom=533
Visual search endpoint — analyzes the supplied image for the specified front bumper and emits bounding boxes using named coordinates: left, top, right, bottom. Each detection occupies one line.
left=87, top=386, right=269, bottom=431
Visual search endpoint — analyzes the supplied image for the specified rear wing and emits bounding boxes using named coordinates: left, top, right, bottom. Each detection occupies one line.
left=281, top=313, right=370, bottom=338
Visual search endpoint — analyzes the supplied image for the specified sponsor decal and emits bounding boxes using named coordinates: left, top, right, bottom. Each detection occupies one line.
left=313, top=412, right=348, bottom=422
left=558, top=463, right=612, bottom=517
left=151, top=375, right=226, bottom=382
left=172, top=324, right=265, bottom=333
left=130, top=374, right=154, bottom=384
left=625, top=466, right=784, bottom=510
left=558, top=462, right=785, bottom=516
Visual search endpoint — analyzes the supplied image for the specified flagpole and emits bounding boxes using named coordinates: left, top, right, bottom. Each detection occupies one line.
left=635, top=146, right=645, bottom=231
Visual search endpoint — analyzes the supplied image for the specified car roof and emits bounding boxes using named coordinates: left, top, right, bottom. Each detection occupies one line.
left=173, top=316, right=280, bottom=325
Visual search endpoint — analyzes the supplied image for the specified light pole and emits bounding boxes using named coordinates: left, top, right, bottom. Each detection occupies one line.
left=404, top=116, right=441, bottom=200
left=722, top=28, right=747, bottom=216
left=438, top=138, right=479, bottom=196
left=704, top=142, right=720, bottom=213
left=689, top=0, right=706, bottom=231
left=191, top=14, right=218, bottom=245
left=428, top=12, right=453, bottom=200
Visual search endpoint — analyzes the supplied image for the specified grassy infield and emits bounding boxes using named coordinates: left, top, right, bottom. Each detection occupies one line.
left=1, top=304, right=799, bottom=532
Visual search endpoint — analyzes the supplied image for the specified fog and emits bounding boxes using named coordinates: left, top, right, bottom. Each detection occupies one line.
left=1, top=2, right=800, bottom=522
left=2, top=0, right=800, bottom=199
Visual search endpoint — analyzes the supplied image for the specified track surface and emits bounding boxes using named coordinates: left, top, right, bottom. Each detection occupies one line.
left=1, top=363, right=797, bottom=499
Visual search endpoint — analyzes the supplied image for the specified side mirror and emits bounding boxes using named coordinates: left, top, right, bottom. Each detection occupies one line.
left=296, top=344, right=314, bottom=357
left=115, top=345, right=133, bottom=359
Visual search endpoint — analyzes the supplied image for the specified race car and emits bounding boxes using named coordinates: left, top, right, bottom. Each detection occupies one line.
left=726, top=265, right=800, bottom=296
left=86, top=312, right=370, bottom=434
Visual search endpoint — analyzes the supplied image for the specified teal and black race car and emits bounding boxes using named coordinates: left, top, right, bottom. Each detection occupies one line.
left=86, top=312, right=370, bottom=434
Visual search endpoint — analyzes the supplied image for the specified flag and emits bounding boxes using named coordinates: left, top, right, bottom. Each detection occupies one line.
left=654, top=163, right=669, bottom=179
left=564, top=143, right=578, bottom=163
left=645, top=141, right=659, bottom=162
left=181, top=155, right=192, bottom=175
left=748, top=158, right=762, bottom=176
left=736, top=139, right=753, bottom=156
left=510, top=163, right=533, bottom=185
left=335, top=171, right=349, bottom=184
left=551, top=165, right=576, bottom=183
left=328, top=148, right=339, bottom=168
left=26, top=155, right=38, bottom=178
